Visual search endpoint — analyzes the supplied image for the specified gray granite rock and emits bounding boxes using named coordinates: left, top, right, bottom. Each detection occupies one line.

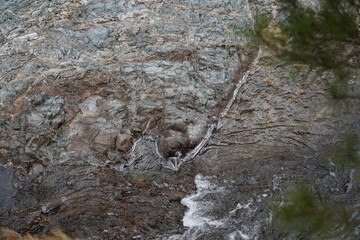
left=87, top=26, right=109, bottom=48
left=0, top=0, right=359, bottom=239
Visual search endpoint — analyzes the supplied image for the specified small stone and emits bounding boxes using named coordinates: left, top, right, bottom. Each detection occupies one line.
left=87, top=26, right=109, bottom=48
left=116, top=133, right=132, bottom=152
left=159, top=130, right=189, bottom=157
left=27, top=113, right=44, bottom=126
left=29, top=163, right=44, bottom=176
left=79, top=96, right=102, bottom=113
left=144, top=66, right=163, bottom=75
left=94, top=132, right=113, bottom=145
left=262, top=78, right=273, bottom=84
left=263, top=103, right=271, bottom=110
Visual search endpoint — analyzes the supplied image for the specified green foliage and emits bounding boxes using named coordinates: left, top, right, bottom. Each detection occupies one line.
left=276, top=0, right=358, bottom=69
left=272, top=184, right=357, bottom=239
left=265, top=2, right=360, bottom=239
left=252, top=0, right=359, bottom=98
left=328, top=70, right=350, bottom=99
left=235, top=14, right=270, bottom=52
left=273, top=134, right=360, bottom=239
left=331, top=133, right=360, bottom=181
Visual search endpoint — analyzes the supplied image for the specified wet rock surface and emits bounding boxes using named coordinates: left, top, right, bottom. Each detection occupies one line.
left=1, top=0, right=360, bottom=239
left=1, top=164, right=197, bottom=239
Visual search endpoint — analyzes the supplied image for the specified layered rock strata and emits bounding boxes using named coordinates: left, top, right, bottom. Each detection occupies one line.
left=1, top=0, right=359, bottom=239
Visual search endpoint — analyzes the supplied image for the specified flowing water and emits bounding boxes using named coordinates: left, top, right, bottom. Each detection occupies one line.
left=158, top=174, right=272, bottom=240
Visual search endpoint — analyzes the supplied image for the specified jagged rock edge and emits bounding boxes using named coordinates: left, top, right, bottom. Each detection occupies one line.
left=124, top=48, right=263, bottom=172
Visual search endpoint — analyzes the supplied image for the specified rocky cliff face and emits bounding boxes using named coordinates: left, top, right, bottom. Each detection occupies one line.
left=1, top=0, right=359, bottom=239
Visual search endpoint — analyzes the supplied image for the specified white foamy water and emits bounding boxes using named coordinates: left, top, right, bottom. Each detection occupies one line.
left=181, top=174, right=225, bottom=228
left=157, top=174, right=226, bottom=240
left=227, top=230, right=251, bottom=240
left=158, top=174, right=270, bottom=240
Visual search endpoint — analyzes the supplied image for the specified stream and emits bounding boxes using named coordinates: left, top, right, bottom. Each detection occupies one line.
left=1, top=0, right=360, bottom=239
left=157, top=174, right=270, bottom=240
